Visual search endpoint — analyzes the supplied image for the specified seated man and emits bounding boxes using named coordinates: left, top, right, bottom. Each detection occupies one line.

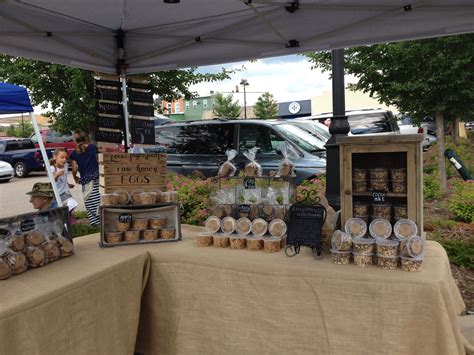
left=26, top=182, right=54, bottom=211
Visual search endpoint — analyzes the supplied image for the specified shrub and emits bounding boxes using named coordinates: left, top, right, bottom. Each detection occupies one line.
left=424, top=173, right=442, bottom=200
left=167, top=173, right=212, bottom=226
left=297, top=175, right=326, bottom=200
left=71, top=224, right=100, bottom=238
left=437, top=239, right=474, bottom=269
left=448, top=179, right=474, bottom=223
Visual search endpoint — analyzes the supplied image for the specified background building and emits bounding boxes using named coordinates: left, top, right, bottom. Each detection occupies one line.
left=311, top=89, right=399, bottom=115
left=278, top=100, right=312, bottom=119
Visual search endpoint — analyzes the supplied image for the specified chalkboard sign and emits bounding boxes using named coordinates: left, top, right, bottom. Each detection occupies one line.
left=372, top=190, right=386, bottom=203
left=97, top=102, right=123, bottom=116
left=96, top=130, right=123, bottom=144
left=127, top=81, right=151, bottom=90
left=287, top=204, right=326, bottom=247
left=95, top=87, right=122, bottom=101
left=95, top=79, right=121, bottom=88
left=128, top=90, right=153, bottom=104
left=243, top=177, right=256, bottom=189
left=131, top=119, right=155, bottom=145
left=130, top=104, right=154, bottom=117
left=20, top=219, right=35, bottom=232
left=118, top=213, right=132, bottom=223
left=96, top=115, right=124, bottom=130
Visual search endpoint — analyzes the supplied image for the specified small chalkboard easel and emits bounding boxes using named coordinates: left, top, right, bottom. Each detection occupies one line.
left=285, top=189, right=327, bottom=259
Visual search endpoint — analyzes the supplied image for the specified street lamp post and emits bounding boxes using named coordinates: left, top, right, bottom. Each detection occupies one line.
left=240, top=79, right=249, bottom=119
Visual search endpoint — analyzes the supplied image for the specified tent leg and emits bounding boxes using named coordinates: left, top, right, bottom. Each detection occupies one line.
left=120, top=72, right=131, bottom=152
left=29, top=112, right=63, bottom=207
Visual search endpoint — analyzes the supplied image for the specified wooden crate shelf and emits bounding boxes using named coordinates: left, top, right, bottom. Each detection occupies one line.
left=338, top=134, right=423, bottom=232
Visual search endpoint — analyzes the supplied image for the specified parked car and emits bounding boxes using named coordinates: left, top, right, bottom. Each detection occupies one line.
left=148, top=119, right=326, bottom=185
left=465, top=121, right=474, bottom=131
left=288, top=119, right=330, bottom=147
left=301, top=109, right=400, bottom=135
left=30, top=129, right=75, bottom=156
left=0, top=160, right=14, bottom=182
left=396, top=116, right=434, bottom=149
left=0, top=137, right=53, bottom=177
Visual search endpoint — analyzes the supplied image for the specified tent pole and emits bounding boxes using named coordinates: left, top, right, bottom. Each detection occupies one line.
left=29, top=112, right=63, bottom=207
left=120, top=71, right=130, bottom=152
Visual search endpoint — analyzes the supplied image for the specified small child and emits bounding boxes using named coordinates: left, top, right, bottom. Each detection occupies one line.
left=50, top=148, right=78, bottom=219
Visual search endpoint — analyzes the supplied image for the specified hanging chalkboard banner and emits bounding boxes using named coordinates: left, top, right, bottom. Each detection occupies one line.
left=96, top=115, right=124, bottom=130
left=131, top=118, right=155, bottom=145
left=128, top=90, right=153, bottom=104
left=96, top=130, right=123, bottom=144
left=285, top=189, right=327, bottom=259
left=130, top=104, right=154, bottom=117
left=127, top=81, right=152, bottom=90
left=95, top=79, right=121, bottom=88
left=95, top=87, right=122, bottom=101
left=97, top=102, right=123, bottom=116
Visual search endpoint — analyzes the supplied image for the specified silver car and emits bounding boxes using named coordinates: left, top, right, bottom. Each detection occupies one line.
left=0, top=161, right=14, bottom=182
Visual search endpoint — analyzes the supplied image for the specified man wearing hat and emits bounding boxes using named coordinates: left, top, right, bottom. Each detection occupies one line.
left=26, top=182, right=54, bottom=211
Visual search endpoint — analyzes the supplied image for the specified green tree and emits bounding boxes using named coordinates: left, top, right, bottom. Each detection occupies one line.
left=212, top=92, right=241, bottom=118
left=0, top=55, right=234, bottom=133
left=304, top=34, right=474, bottom=194
left=6, top=122, right=34, bottom=138
left=254, top=92, right=278, bottom=119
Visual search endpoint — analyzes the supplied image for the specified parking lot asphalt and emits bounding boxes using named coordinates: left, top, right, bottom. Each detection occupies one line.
left=0, top=172, right=85, bottom=218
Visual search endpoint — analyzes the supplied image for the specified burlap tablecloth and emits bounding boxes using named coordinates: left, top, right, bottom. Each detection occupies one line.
left=1, top=226, right=470, bottom=355
left=136, top=225, right=470, bottom=355
left=0, top=234, right=150, bottom=355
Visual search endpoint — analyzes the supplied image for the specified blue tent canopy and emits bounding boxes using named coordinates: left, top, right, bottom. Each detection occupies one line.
left=0, top=82, right=33, bottom=114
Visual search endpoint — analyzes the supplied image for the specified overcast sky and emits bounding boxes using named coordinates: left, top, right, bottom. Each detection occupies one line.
left=190, top=54, right=357, bottom=105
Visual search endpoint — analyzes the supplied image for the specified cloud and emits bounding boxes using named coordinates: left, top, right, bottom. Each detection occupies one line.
left=191, top=54, right=335, bottom=105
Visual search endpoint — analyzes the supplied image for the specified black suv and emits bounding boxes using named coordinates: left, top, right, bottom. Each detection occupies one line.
left=149, top=120, right=326, bottom=185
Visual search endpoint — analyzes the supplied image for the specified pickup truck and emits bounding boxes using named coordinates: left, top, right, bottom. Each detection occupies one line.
left=30, top=129, right=76, bottom=157
left=0, top=137, right=53, bottom=178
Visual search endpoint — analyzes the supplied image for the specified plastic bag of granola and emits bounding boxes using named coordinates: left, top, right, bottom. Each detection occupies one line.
left=243, top=147, right=262, bottom=177
left=217, top=149, right=238, bottom=178
left=276, top=142, right=297, bottom=177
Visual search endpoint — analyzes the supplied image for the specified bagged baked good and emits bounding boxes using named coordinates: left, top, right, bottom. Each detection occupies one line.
left=217, top=149, right=237, bottom=178
left=243, top=147, right=262, bottom=177
left=40, top=240, right=61, bottom=262
left=0, top=258, right=12, bottom=280
left=276, top=142, right=297, bottom=177
left=25, top=230, right=46, bottom=246
left=57, top=236, right=74, bottom=257
left=26, top=246, right=47, bottom=268
left=7, top=232, right=25, bottom=252
left=5, top=251, right=28, bottom=275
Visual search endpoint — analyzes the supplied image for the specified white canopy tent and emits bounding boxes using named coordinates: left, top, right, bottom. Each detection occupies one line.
left=0, top=1, right=473, bottom=149
left=0, top=0, right=473, bottom=74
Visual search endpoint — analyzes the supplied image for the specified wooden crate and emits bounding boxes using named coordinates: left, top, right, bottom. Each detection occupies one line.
left=99, top=153, right=167, bottom=193
left=337, top=135, right=424, bottom=234
left=99, top=203, right=181, bottom=247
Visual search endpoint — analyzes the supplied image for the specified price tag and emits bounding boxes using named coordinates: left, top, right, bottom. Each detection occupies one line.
left=118, top=213, right=132, bottom=223
left=372, top=190, right=386, bottom=203
left=243, top=177, right=256, bottom=189
left=20, top=219, right=35, bottom=232
left=238, top=204, right=251, bottom=214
